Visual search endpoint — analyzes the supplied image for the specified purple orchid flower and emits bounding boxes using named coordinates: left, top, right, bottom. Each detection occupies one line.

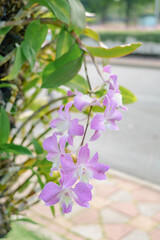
left=50, top=102, right=84, bottom=145
left=90, top=95, right=123, bottom=140
left=74, top=91, right=101, bottom=112
left=103, top=65, right=112, bottom=73
left=60, top=144, right=110, bottom=186
left=106, top=75, right=127, bottom=111
left=43, top=133, right=67, bottom=175
left=39, top=173, right=93, bottom=213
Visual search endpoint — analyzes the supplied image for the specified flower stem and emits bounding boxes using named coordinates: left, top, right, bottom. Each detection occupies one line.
left=80, top=106, right=92, bottom=146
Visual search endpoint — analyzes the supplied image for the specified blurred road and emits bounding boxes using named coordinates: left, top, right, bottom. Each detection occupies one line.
left=80, top=63, right=160, bottom=184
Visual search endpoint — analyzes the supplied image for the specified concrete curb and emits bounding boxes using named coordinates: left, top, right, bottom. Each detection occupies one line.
left=86, top=55, right=160, bottom=69
left=110, top=168, right=160, bottom=193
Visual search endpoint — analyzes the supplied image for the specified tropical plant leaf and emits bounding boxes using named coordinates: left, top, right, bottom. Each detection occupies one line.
left=68, top=0, right=86, bottom=33
left=0, top=107, right=10, bottom=145
left=83, top=27, right=100, bottom=41
left=65, top=74, right=89, bottom=94
left=30, top=0, right=70, bottom=25
left=23, top=78, right=39, bottom=92
left=31, top=138, right=44, bottom=154
left=86, top=42, right=142, bottom=58
left=0, top=26, right=12, bottom=36
left=2, top=143, right=32, bottom=155
left=9, top=46, right=26, bottom=80
left=56, top=28, right=74, bottom=59
left=42, top=44, right=83, bottom=88
left=120, top=86, right=137, bottom=104
left=22, top=20, right=48, bottom=69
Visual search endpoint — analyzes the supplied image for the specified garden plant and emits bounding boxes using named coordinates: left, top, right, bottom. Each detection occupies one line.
left=0, top=0, right=141, bottom=237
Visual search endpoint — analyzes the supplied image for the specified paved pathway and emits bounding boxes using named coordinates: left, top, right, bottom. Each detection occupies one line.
left=25, top=171, right=160, bottom=240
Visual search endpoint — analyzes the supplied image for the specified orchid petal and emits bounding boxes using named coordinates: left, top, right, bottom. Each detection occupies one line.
left=90, top=113, right=106, bottom=131
left=77, top=144, right=90, bottom=164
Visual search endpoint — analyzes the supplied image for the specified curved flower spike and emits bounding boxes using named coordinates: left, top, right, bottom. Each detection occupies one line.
left=61, top=144, right=110, bottom=186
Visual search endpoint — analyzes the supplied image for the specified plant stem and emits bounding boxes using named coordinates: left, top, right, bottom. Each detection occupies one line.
left=84, top=56, right=92, bottom=92
left=0, top=18, right=63, bottom=29
left=80, top=106, right=92, bottom=146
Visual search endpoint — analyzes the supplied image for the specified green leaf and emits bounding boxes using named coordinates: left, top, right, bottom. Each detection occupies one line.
left=65, top=74, right=89, bottom=94
left=11, top=217, right=37, bottom=225
left=9, top=46, right=26, bottom=80
left=86, top=42, right=142, bottom=58
left=0, top=54, right=4, bottom=61
left=0, top=83, right=18, bottom=90
left=120, top=86, right=137, bottom=104
left=42, top=44, right=83, bottom=88
left=56, top=28, right=74, bottom=58
left=83, top=28, right=100, bottom=41
left=50, top=206, right=55, bottom=217
left=30, top=0, right=70, bottom=25
left=22, top=42, right=36, bottom=69
left=23, top=78, right=39, bottom=92
left=2, top=143, right=32, bottom=155
left=31, top=138, right=44, bottom=154
left=0, top=26, right=12, bottom=36
left=92, top=106, right=105, bottom=113
left=22, top=20, right=48, bottom=69
left=68, top=0, right=86, bottom=33
left=0, top=107, right=10, bottom=145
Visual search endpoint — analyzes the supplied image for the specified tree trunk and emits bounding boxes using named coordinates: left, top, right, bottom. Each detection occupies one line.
left=0, top=204, right=11, bottom=238
left=0, top=0, right=24, bottom=236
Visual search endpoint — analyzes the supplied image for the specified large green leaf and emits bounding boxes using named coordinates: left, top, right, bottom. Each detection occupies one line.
left=83, top=27, right=100, bottom=41
left=30, top=0, right=70, bottom=25
left=1, top=143, right=32, bottom=155
left=56, top=28, right=74, bottom=58
left=120, top=86, right=137, bottom=104
left=0, top=107, right=10, bottom=145
left=86, top=42, right=142, bottom=58
left=22, top=20, right=48, bottom=69
left=68, top=0, right=86, bottom=33
left=65, top=74, right=89, bottom=94
left=42, top=44, right=83, bottom=88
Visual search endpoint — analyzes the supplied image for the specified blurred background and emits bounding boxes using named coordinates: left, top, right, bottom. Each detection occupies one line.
left=80, top=0, right=160, bottom=185
left=81, top=0, right=160, bottom=56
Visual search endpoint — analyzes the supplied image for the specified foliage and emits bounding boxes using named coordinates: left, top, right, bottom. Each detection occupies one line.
left=99, top=30, right=160, bottom=44
left=0, top=0, right=140, bottom=236
left=81, top=0, right=154, bottom=24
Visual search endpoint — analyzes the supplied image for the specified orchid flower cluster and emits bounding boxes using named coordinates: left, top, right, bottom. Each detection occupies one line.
left=39, top=65, right=126, bottom=213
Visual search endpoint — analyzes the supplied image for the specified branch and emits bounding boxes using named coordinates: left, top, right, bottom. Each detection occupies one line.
left=0, top=18, right=64, bottom=29
left=71, top=31, right=105, bottom=83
